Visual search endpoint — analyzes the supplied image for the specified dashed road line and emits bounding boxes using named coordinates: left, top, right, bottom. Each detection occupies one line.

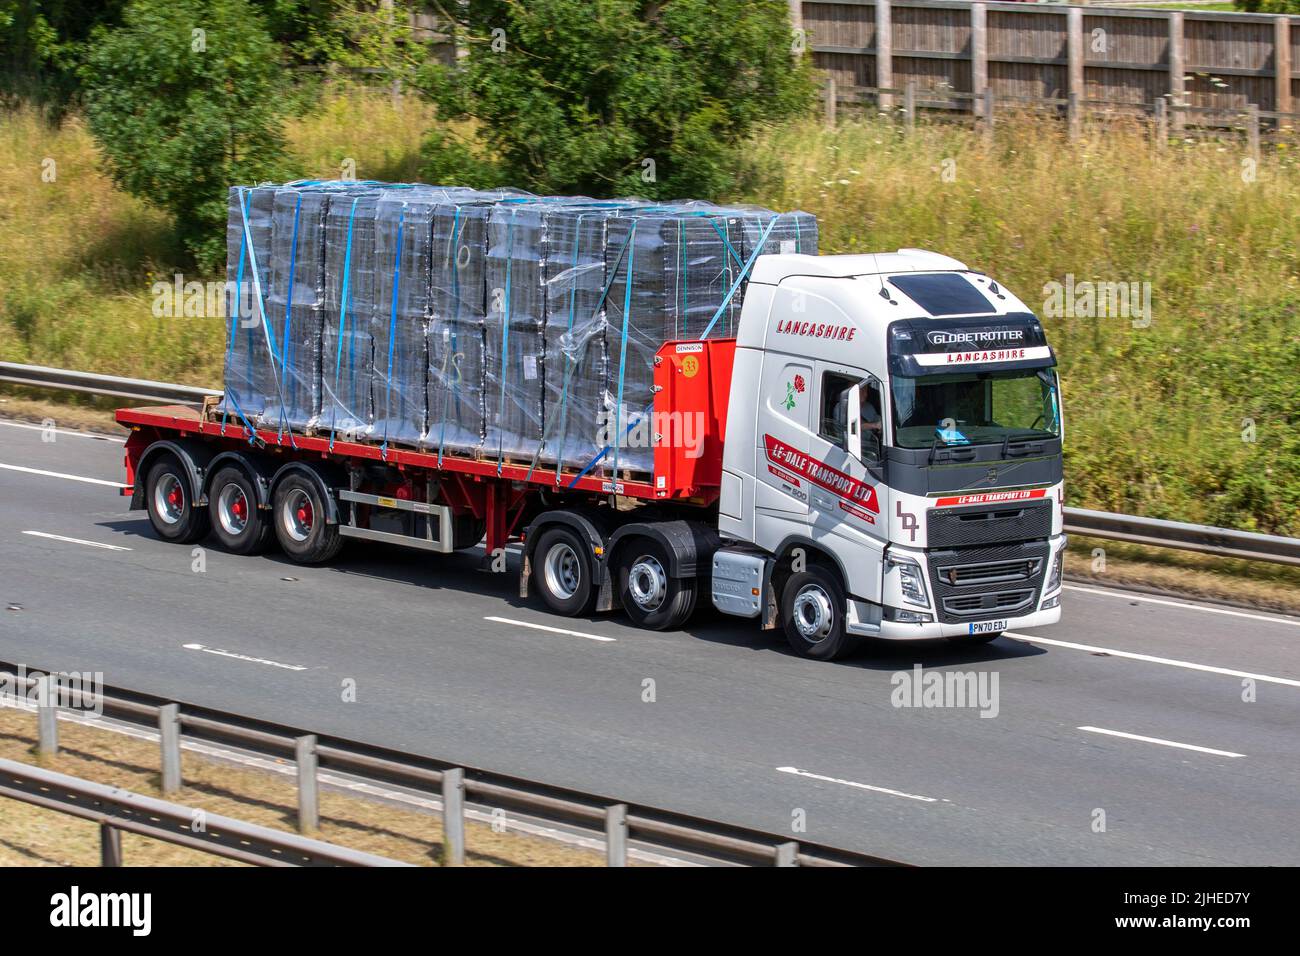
left=22, top=530, right=131, bottom=552
left=1078, top=726, right=1245, bottom=758
left=484, top=616, right=616, bottom=643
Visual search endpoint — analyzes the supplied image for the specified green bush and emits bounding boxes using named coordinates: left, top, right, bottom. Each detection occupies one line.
left=79, top=0, right=288, bottom=269
left=417, top=0, right=816, bottom=199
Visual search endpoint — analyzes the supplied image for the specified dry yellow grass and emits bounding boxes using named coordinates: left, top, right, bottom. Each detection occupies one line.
left=0, top=706, right=604, bottom=867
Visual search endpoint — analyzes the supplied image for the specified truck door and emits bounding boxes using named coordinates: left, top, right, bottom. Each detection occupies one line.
left=807, top=362, right=887, bottom=594
left=754, top=353, right=813, bottom=519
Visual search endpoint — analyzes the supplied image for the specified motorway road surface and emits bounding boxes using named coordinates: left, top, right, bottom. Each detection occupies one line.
left=1, top=418, right=1297, bottom=865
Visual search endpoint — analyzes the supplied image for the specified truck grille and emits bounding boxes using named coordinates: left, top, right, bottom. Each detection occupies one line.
left=926, top=541, right=1051, bottom=623
left=927, top=501, right=1052, bottom=548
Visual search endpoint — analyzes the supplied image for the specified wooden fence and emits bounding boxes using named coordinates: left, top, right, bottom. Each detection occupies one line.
left=793, top=0, right=1300, bottom=124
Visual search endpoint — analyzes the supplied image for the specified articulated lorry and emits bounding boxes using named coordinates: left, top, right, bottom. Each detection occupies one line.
left=118, top=247, right=1064, bottom=661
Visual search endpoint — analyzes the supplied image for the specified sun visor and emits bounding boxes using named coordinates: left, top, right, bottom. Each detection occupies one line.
left=887, top=313, right=1056, bottom=376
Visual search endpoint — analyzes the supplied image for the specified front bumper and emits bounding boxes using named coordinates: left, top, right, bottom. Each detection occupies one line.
left=874, top=603, right=1061, bottom=641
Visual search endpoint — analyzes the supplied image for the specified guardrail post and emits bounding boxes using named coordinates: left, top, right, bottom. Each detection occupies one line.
left=1154, top=97, right=1168, bottom=148
left=605, top=804, right=628, bottom=866
left=824, top=75, right=837, bottom=128
left=296, top=734, right=319, bottom=834
left=442, top=768, right=465, bottom=866
left=158, top=703, right=181, bottom=794
left=1246, top=103, right=1261, bottom=162
left=100, top=823, right=123, bottom=866
left=775, top=842, right=800, bottom=867
left=904, top=81, right=916, bottom=134
left=36, top=674, right=58, bottom=757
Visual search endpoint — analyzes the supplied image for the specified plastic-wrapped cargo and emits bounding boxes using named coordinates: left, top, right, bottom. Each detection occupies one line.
left=426, top=198, right=492, bottom=458
left=602, top=209, right=737, bottom=473
left=484, top=202, right=549, bottom=466
left=221, top=181, right=818, bottom=479
left=372, top=189, right=436, bottom=448
left=320, top=189, right=383, bottom=442
left=260, top=185, right=330, bottom=432
left=220, top=184, right=278, bottom=430
left=538, top=203, right=632, bottom=468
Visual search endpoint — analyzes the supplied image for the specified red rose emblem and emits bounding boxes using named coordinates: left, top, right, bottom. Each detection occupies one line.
left=793, top=375, right=805, bottom=393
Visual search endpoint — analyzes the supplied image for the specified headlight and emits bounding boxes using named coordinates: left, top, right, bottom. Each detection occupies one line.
left=1046, top=548, right=1063, bottom=593
left=887, top=555, right=929, bottom=607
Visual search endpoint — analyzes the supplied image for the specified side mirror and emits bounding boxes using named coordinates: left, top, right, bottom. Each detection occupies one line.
left=846, top=385, right=862, bottom=460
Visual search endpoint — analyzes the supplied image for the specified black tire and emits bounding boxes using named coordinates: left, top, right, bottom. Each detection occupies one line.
left=272, top=474, right=342, bottom=564
left=947, top=630, right=1002, bottom=645
left=207, top=466, right=272, bottom=555
left=617, top=538, right=697, bottom=631
left=144, top=457, right=209, bottom=544
left=781, top=564, right=855, bottom=660
left=531, top=527, right=598, bottom=616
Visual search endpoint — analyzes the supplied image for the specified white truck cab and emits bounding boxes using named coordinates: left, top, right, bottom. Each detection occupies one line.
left=712, top=250, right=1065, bottom=659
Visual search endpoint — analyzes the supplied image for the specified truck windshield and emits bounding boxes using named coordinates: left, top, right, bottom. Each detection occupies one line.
left=890, top=368, right=1060, bottom=449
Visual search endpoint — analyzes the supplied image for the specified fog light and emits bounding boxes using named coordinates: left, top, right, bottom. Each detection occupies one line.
left=1040, top=595, right=1060, bottom=610
left=884, top=606, right=933, bottom=624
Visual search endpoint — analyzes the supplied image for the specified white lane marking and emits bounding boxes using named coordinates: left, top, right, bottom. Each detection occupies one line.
left=1005, top=632, right=1300, bottom=689
left=1064, top=583, right=1300, bottom=629
left=0, top=419, right=125, bottom=443
left=484, top=615, right=615, bottom=643
left=181, top=642, right=307, bottom=671
left=22, top=530, right=131, bottom=552
left=776, top=766, right=941, bottom=803
left=1078, top=726, right=1245, bottom=759
left=0, top=462, right=126, bottom=487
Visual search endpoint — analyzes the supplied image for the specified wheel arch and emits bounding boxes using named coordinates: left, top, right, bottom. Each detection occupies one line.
left=130, top=439, right=214, bottom=511
left=605, top=520, right=720, bottom=580
left=205, top=450, right=275, bottom=509
left=270, top=460, right=345, bottom=525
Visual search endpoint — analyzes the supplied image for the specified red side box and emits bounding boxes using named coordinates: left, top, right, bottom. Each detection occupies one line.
left=652, top=338, right=736, bottom=502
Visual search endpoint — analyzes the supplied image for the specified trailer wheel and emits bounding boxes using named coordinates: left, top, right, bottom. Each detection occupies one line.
left=532, top=527, right=597, bottom=616
left=617, top=539, right=697, bottom=631
left=144, top=457, right=209, bottom=544
left=781, top=565, right=854, bottom=660
left=207, top=466, right=271, bottom=555
left=272, top=474, right=342, bottom=564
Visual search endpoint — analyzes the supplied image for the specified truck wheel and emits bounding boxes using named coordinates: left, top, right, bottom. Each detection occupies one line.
left=272, top=474, right=342, bottom=564
left=617, top=540, right=696, bottom=631
left=208, top=466, right=271, bottom=555
left=145, top=457, right=209, bottom=544
left=532, top=527, right=597, bottom=616
left=781, top=565, right=854, bottom=661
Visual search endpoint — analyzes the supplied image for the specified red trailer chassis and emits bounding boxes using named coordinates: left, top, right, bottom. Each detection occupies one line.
left=116, top=340, right=735, bottom=556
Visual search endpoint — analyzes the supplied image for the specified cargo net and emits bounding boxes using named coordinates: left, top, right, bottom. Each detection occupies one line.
left=219, top=182, right=817, bottom=480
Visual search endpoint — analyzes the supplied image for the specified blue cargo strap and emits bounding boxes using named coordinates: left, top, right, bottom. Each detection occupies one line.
left=610, top=220, right=638, bottom=480
left=328, top=196, right=362, bottom=453
left=524, top=225, right=635, bottom=485
left=381, top=206, right=406, bottom=460
left=698, top=215, right=779, bottom=340
left=237, top=188, right=293, bottom=445
left=277, top=193, right=303, bottom=445
left=436, top=204, right=463, bottom=468
left=221, top=208, right=249, bottom=438
left=565, top=401, right=651, bottom=490
left=495, top=210, right=516, bottom=476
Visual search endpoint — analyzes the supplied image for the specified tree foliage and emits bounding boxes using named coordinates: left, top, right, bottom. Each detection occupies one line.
left=80, top=0, right=288, bottom=268
left=417, top=0, right=815, bottom=199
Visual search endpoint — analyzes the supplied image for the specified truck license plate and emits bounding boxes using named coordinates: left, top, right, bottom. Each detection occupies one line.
left=970, top=620, right=1007, bottom=635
